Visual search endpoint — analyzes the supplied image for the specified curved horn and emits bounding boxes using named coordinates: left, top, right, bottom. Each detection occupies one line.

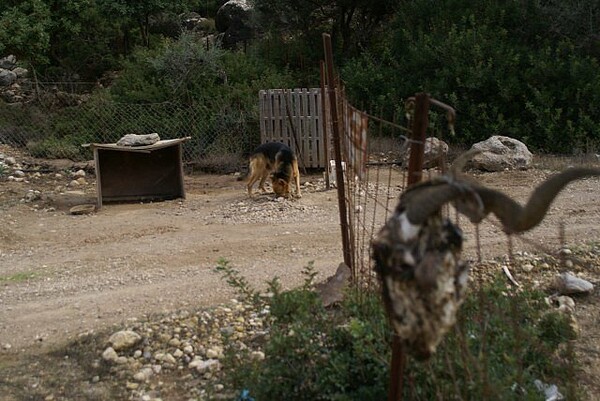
left=475, top=167, right=600, bottom=233
left=400, top=182, right=466, bottom=225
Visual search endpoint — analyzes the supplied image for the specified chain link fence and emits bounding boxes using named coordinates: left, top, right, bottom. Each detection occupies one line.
left=0, top=93, right=259, bottom=172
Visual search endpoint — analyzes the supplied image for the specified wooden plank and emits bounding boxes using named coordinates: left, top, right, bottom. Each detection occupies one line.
left=293, top=89, right=302, bottom=160
left=258, top=87, right=330, bottom=168
left=259, top=90, right=266, bottom=142
left=313, top=88, right=321, bottom=166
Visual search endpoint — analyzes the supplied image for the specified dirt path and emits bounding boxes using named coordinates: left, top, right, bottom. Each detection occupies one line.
left=0, top=174, right=344, bottom=352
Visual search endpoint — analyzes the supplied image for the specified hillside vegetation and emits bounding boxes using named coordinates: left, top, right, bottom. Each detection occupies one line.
left=1, top=0, right=599, bottom=153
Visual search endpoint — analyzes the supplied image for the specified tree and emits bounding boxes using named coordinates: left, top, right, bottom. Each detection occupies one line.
left=253, top=0, right=397, bottom=56
left=0, top=0, right=52, bottom=64
left=97, top=0, right=193, bottom=48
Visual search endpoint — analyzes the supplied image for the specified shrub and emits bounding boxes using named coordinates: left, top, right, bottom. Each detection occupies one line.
left=216, top=261, right=580, bottom=401
left=341, top=0, right=600, bottom=153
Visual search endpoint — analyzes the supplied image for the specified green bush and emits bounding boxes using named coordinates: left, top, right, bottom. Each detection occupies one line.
left=341, top=0, right=600, bottom=153
left=108, top=32, right=297, bottom=158
left=217, top=262, right=580, bottom=401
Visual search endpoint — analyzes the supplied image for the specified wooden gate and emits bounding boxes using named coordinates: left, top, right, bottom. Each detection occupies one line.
left=259, top=88, right=328, bottom=169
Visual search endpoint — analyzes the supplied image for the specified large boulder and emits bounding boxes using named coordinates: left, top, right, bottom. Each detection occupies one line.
left=403, top=137, right=449, bottom=169
left=215, top=0, right=254, bottom=49
left=0, top=69, right=17, bottom=87
left=469, top=135, right=532, bottom=171
left=0, top=55, right=16, bottom=70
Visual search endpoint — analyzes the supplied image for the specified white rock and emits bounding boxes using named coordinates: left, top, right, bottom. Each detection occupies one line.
left=522, top=263, right=534, bottom=272
left=250, top=351, right=265, bottom=361
left=188, top=357, right=204, bottom=369
left=161, top=353, right=177, bottom=365
left=72, top=169, right=86, bottom=178
left=133, top=367, right=153, bottom=382
left=556, top=272, right=594, bottom=295
left=206, top=346, right=223, bottom=359
left=191, top=359, right=220, bottom=374
left=469, top=136, right=532, bottom=171
left=116, top=133, right=160, bottom=146
left=102, top=347, right=119, bottom=362
left=108, top=330, right=142, bottom=351
left=4, top=156, right=16, bottom=165
left=557, top=296, right=576, bottom=314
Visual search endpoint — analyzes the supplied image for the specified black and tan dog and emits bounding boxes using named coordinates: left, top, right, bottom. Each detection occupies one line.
left=247, top=142, right=301, bottom=198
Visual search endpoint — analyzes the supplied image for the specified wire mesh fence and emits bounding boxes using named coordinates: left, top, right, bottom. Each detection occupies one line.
left=319, top=28, right=585, bottom=396
left=0, top=93, right=258, bottom=170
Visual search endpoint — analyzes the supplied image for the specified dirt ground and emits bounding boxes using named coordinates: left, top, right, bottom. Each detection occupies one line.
left=1, top=146, right=599, bottom=400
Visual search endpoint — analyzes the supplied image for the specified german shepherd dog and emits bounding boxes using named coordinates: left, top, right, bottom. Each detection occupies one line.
left=247, top=142, right=301, bottom=198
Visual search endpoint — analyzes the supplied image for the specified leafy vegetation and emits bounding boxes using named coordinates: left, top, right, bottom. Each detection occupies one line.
left=216, top=260, right=579, bottom=400
left=2, top=0, right=600, bottom=154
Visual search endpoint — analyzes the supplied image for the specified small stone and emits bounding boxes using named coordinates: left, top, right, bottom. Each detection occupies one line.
left=13, top=170, right=25, bottom=177
left=173, top=349, right=184, bottom=358
left=125, top=381, right=139, bottom=390
left=191, top=359, right=220, bottom=374
left=91, top=376, right=100, bottom=383
left=69, top=180, right=80, bottom=187
left=102, top=347, right=119, bottom=362
left=250, top=351, right=265, bottom=361
left=4, top=156, right=16, bottom=165
left=72, top=169, right=86, bottom=178
left=521, top=263, right=534, bottom=272
left=556, top=272, right=594, bottom=295
left=188, top=358, right=203, bottom=369
left=133, top=367, right=153, bottom=382
left=183, top=345, right=194, bottom=354
left=557, top=296, right=576, bottom=314
left=76, top=177, right=87, bottom=185
left=206, top=346, right=223, bottom=359
left=108, top=330, right=142, bottom=351
left=161, top=353, right=177, bottom=365
left=116, top=356, right=128, bottom=364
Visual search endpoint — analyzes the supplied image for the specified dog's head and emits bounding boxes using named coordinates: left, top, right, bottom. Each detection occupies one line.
left=272, top=177, right=290, bottom=197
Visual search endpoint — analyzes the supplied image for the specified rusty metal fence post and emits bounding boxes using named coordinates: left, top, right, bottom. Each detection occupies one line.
left=322, top=33, right=353, bottom=271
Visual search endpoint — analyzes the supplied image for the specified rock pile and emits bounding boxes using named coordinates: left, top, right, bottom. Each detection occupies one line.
left=96, top=299, right=270, bottom=400
left=0, top=54, right=32, bottom=103
left=0, top=145, right=94, bottom=210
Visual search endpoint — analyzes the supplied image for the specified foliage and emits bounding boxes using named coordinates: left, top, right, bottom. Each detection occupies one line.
left=217, top=264, right=580, bottom=401
left=0, top=0, right=52, bottom=65
left=108, top=32, right=297, bottom=156
left=96, top=0, right=193, bottom=48
left=340, top=0, right=600, bottom=153
left=4, top=0, right=600, bottom=155
left=252, top=0, right=397, bottom=69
